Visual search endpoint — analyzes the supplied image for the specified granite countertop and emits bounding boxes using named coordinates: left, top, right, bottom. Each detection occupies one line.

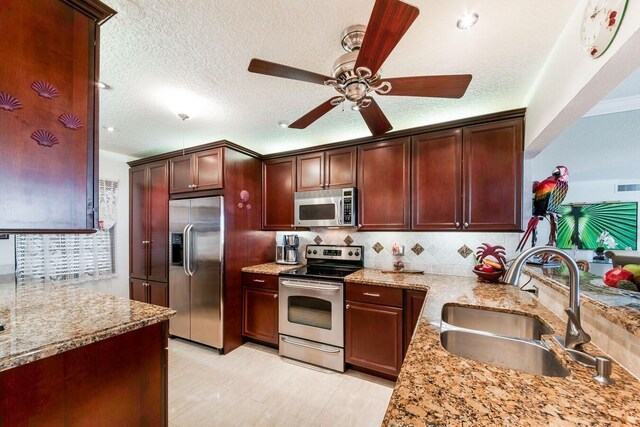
left=241, top=262, right=301, bottom=275
left=0, top=280, right=175, bottom=373
left=344, top=269, right=640, bottom=426
left=524, top=266, right=640, bottom=337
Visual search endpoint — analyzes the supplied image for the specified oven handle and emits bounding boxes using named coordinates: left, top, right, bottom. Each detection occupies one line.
left=280, top=280, right=341, bottom=291
left=281, top=336, right=341, bottom=354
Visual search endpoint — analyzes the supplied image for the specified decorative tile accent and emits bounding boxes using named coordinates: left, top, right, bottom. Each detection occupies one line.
left=411, top=243, right=424, bottom=256
left=372, top=242, right=384, bottom=254
left=457, top=244, right=473, bottom=259
left=313, top=235, right=323, bottom=245
left=343, top=235, right=354, bottom=245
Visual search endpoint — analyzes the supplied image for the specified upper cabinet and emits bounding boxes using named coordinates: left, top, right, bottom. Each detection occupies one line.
left=463, top=119, right=523, bottom=231
left=0, top=0, right=115, bottom=233
left=296, top=147, right=357, bottom=191
left=170, top=148, right=223, bottom=193
left=263, top=157, right=296, bottom=230
left=358, top=138, right=411, bottom=231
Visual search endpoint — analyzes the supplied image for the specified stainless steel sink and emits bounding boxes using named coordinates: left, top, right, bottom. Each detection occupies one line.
left=440, top=329, right=569, bottom=377
left=441, top=304, right=554, bottom=340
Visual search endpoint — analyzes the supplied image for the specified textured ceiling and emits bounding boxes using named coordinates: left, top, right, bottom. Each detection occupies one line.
left=99, top=0, right=579, bottom=158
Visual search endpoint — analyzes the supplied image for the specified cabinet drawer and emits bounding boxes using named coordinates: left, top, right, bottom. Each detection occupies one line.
left=242, top=273, right=279, bottom=290
left=345, top=283, right=403, bottom=307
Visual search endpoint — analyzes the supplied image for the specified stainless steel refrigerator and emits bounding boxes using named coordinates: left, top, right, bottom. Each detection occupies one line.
left=169, top=196, right=224, bottom=349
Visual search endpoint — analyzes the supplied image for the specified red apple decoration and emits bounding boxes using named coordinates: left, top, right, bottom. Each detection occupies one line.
left=480, top=264, right=495, bottom=273
left=603, top=268, right=635, bottom=288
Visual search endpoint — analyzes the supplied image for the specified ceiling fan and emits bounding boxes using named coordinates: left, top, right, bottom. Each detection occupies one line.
left=248, top=0, right=472, bottom=136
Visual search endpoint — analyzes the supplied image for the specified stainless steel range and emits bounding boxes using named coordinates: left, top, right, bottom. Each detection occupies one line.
left=279, top=245, right=364, bottom=372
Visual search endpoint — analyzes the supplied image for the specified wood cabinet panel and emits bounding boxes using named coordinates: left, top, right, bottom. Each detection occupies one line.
left=194, top=148, right=223, bottom=190
left=463, top=119, right=523, bottom=231
left=346, top=283, right=403, bottom=307
left=412, top=129, right=463, bottom=230
left=169, top=155, right=192, bottom=193
left=130, top=278, right=148, bottom=304
left=148, top=280, right=168, bottom=308
left=262, top=157, right=296, bottom=230
left=147, top=162, right=169, bottom=283
left=0, top=0, right=113, bottom=232
left=403, top=290, right=427, bottom=356
left=345, top=300, right=403, bottom=378
left=357, top=138, right=411, bottom=230
left=130, top=166, right=148, bottom=280
left=297, top=152, right=324, bottom=191
left=242, top=287, right=279, bottom=345
left=242, top=273, right=279, bottom=291
left=325, top=147, right=357, bottom=189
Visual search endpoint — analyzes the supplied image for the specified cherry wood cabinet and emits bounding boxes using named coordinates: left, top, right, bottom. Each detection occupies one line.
left=463, top=119, right=523, bottom=231
left=412, top=129, right=463, bottom=230
left=296, top=147, right=357, bottom=191
left=0, top=0, right=115, bottom=233
left=357, top=138, right=411, bottom=230
left=130, top=161, right=169, bottom=284
left=242, top=273, right=279, bottom=345
left=130, top=278, right=169, bottom=308
left=170, top=148, right=223, bottom=193
left=0, top=322, right=168, bottom=426
left=263, top=157, right=296, bottom=230
left=403, top=290, right=427, bottom=356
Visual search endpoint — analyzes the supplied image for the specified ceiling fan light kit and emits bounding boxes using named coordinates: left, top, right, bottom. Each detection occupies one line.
left=248, top=0, right=472, bottom=136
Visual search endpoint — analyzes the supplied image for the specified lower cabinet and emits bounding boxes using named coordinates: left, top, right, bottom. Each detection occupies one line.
left=130, top=278, right=168, bottom=308
left=403, top=290, right=427, bottom=357
left=242, top=273, right=279, bottom=345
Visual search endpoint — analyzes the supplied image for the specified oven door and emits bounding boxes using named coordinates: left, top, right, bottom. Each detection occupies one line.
left=279, top=278, right=344, bottom=347
left=294, top=192, right=342, bottom=227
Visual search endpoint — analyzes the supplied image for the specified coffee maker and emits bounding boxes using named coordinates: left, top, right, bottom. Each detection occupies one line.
left=276, top=234, right=300, bottom=265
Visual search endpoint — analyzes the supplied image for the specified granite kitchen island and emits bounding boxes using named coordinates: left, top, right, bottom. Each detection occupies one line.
left=0, top=277, right=175, bottom=426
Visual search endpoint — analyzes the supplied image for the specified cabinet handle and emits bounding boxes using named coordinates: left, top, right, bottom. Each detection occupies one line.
left=464, top=222, right=469, bottom=229
left=290, top=224, right=295, bottom=230
left=273, top=294, right=278, bottom=299
left=346, top=304, right=350, bottom=309
left=253, top=279, right=265, bottom=283
left=363, top=292, right=380, bottom=297
left=455, top=222, right=460, bottom=228
left=357, top=224, right=362, bottom=229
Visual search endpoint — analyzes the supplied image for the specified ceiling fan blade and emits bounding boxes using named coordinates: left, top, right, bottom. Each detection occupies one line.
left=248, top=59, right=333, bottom=85
left=381, top=75, right=473, bottom=98
left=359, top=97, right=393, bottom=136
left=289, top=97, right=344, bottom=129
left=354, top=0, right=419, bottom=76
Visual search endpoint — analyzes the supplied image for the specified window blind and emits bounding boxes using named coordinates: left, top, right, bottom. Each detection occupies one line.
left=15, top=179, right=118, bottom=285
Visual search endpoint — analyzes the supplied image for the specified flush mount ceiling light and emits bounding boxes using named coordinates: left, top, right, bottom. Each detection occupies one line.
left=457, top=13, right=479, bottom=29
left=278, top=121, right=289, bottom=128
left=97, top=81, right=111, bottom=89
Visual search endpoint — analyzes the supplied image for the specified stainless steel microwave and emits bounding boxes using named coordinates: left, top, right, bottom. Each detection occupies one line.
left=294, top=188, right=356, bottom=227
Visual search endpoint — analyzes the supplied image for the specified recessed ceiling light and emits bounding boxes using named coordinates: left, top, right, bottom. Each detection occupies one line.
left=278, top=121, right=289, bottom=128
left=105, top=126, right=115, bottom=133
left=97, top=82, right=111, bottom=89
left=457, top=13, right=479, bottom=29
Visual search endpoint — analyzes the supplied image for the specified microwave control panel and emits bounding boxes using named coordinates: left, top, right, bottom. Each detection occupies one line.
left=342, top=189, right=355, bottom=226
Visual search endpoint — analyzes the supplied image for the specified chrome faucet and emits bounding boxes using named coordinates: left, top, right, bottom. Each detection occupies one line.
left=503, top=246, right=591, bottom=350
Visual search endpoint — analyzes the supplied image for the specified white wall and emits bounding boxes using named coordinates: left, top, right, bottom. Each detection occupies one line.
left=525, top=0, right=640, bottom=155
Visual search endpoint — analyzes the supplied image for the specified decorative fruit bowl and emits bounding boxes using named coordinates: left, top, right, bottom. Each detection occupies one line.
left=472, top=269, right=505, bottom=283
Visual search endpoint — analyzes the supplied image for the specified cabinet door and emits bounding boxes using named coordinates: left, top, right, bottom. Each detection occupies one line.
left=357, top=139, right=411, bottom=230
left=148, top=281, right=168, bottom=307
left=463, top=119, right=523, bottom=231
left=129, top=166, right=148, bottom=280
left=169, top=155, right=193, bottom=194
left=325, top=147, right=357, bottom=189
left=242, top=287, right=279, bottom=345
left=296, top=152, right=324, bottom=191
left=403, top=290, right=426, bottom=356
left=412, top=130, right=462, bottom=230
left=147, top=162, right=169, bottom=283
left=130, top=278, right=148, bottom=303
left=345, top=300, right=403, bottom=378
left=262, top=157, right=296, bottom=230
left=194, top=148, right=223, bottom=191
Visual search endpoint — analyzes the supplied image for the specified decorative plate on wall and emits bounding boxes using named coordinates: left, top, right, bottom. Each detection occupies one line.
left=581, top=0, right=628, bottom=58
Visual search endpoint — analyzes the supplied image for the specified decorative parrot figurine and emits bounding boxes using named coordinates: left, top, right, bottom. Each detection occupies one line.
left=516, top=165, right=569, bottom=251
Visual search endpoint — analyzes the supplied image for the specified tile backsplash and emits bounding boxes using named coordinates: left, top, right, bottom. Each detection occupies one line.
left=276, top=229, right=521, bottom=277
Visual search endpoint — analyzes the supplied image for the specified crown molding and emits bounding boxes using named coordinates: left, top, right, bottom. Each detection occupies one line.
left=583, top=95, right=640, bottom=118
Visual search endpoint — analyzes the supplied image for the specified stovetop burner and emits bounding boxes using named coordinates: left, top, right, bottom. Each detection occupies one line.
left=280, top=244, right=364, bottom=281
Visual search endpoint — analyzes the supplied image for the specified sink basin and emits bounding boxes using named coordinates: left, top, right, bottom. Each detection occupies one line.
left=440, top=329, right=569, bottom=377
left=441, top=304, right=554, bottom=340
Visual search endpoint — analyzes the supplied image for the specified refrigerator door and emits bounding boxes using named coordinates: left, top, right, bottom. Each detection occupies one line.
left=189, top=196, right=224, bottom=348
left=169, top=199, right=191, bottom=339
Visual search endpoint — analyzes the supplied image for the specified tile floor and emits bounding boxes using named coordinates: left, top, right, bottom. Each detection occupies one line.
left=169, top=338, right=395, bottom=427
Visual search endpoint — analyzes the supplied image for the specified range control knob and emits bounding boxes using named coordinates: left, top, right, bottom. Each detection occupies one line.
left=307, top=250, right=312, bottom=255
left=313, top=250, right=317, bottom=255
left=355, top=251, right=360, bottom=257
left=348, top=251, right=353, bottom=256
